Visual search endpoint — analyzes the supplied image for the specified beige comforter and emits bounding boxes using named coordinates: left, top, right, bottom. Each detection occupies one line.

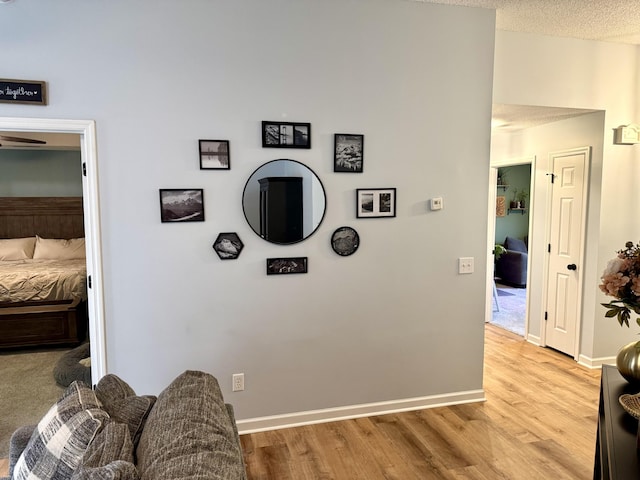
left=0, top=259, right=87, bottom=303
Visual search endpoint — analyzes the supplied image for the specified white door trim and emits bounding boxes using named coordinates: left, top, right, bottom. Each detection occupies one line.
left=0, top=117, right=106, bottom=382
left=485, top=167, right=498, bottom=323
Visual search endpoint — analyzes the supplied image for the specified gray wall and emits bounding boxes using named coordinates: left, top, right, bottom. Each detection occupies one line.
left=0, top=150, right=82, bottom=197
left=0, top=0, right=496, bottom=421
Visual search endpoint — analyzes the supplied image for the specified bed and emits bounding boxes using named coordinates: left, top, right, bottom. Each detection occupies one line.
left=0, top=197, right=87, bottom=349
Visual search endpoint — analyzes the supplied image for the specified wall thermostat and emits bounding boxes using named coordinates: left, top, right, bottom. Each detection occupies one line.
left=430, top=197, right=443, bottom=210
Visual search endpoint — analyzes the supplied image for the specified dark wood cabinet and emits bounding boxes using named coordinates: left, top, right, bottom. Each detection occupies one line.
left=258, top=176, right=303, bottom=244
left=594, top=364, right=640, bottom=479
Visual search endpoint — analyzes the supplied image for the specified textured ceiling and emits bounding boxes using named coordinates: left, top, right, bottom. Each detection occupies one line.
left=414, top=0, right=640, bottom=44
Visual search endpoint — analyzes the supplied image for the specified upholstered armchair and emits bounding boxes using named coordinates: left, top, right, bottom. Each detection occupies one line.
left=495, top=236, right=528, bottom=287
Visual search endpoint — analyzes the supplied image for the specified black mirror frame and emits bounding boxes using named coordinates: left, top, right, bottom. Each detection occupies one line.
left=242, top=159, right=327, bottom=245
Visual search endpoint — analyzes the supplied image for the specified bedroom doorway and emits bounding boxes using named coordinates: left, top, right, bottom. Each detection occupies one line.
left=0, top=117, right=106, bottom=381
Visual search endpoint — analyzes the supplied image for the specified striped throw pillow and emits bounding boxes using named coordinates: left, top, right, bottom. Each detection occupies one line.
left=12, top=381, right=109, bottom=480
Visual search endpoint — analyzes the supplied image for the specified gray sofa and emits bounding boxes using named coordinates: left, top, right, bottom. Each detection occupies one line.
left=495, top=236, right=528, bottom=287
left=3, top=370, right=247, bottom=480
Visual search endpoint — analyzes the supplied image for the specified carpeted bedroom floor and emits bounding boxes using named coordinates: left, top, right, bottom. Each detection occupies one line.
left=0, top=347, right=69, bottom=458
left=490, top=281, right=527, bottom=336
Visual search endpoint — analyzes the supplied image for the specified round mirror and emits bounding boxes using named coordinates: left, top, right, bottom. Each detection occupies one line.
left=242, top=159, right=326, bottom=245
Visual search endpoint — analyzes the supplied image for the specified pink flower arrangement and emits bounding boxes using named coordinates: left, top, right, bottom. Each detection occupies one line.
left=600, top=241, right=640, bottom=327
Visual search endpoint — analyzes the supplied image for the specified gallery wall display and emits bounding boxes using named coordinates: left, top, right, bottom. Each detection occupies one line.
left=331, top=226, right=360, bottom=256
left=334, top=134, right=364, bottom=173
left=213, top=232, right=244, bottom=260
left=199, top=139, right=230, bottom=170
left=266, top=257, right=308, bottom=275
left=159, top=189, right=205, bottom=223
left=262, top=121, right=311, bottom=149
left=156, top=118, right=390, bottom=270
left=356, top=188, right=396, bottom=218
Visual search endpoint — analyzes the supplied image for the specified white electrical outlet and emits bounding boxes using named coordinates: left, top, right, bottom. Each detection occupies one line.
left=430, top=197, right=443, bottom=210
left=458, top=257, right=474, bottom=274
left=232, top=373, right=244, bottom=392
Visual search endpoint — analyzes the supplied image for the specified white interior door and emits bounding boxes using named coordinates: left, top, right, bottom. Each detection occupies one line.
left=544, top=147, right=590, bottom=357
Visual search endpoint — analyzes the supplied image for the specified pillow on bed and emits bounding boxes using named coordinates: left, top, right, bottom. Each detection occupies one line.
left=0, top=237, right=36, bottom=260
left=33, top=235, right=86, bottom=260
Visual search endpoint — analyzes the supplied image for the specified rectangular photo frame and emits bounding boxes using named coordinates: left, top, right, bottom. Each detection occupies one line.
left=266, top=257, right=308, bottom=275
left=356, top=188, right=396, bottom=218
left=334, top=134, right=364, bottom=173
left=199, top=139, right=230, bottom=170
left=262, top=121, right=311, bottom=149
left=159, top=188, right=205, bottom=223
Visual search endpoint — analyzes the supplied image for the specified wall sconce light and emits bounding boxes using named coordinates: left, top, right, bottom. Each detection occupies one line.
left=614, top=123, right=640, bottom=145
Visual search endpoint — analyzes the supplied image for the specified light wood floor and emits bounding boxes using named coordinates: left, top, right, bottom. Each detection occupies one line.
left=0, top=325, right=601, bottom=479
left=240, top=324, right=602, bottom=479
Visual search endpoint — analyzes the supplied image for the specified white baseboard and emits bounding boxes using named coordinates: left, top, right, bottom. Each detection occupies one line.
left=578, top=354, right=616, bottom=369
left=526, top=333, right=541, bottom=346
left=237, top=389, right=485, bottom=435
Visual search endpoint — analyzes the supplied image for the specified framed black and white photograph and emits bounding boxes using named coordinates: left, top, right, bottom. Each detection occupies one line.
left=213, top=232, right=244, bottom=260
left=199, top=139, right=230, bottom=170
left=266, top=257, right=308, bottom=275
left=159, top=189, right=205, bottom=223
left=356, top=188, right=396, bottom=218
left=334, top=134, right=364, bottom=173
left=331, top=226, right=360, bottom=256
left=262, top=121, right=311, bottom=149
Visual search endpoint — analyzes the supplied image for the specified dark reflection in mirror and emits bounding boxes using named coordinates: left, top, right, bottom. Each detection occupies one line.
left=242, top=159, right=326, bottom=245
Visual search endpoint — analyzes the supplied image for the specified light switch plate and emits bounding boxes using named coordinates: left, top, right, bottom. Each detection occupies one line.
left=430, top=197, right=443, bottom=210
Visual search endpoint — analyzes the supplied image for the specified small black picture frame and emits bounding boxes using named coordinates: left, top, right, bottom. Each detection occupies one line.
left=266, top=257, right=308, bottom=275
left=213, top=232, right=244, bottom=260
left=159, top=189, right=205, bottom=223
left=356, top=188, right=396, bottom=218
left=199, top=139, right=230, bottom=170
left=334, top=134, right=364, bottom=173
left=331, top=226, right=360, bottom=256
left=262, top=121, right=311, bottom=149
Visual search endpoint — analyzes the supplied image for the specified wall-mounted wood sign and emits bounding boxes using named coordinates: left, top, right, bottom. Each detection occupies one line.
left=0, top=78, right=47, bottom=105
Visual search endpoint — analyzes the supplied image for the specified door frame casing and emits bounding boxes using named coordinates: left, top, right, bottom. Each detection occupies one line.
left=0, top=117, right=106, bottom=382
left=541, top=146, right=591, bottom=360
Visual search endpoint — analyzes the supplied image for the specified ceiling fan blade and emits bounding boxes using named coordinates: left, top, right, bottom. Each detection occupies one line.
left=0, top=135, right=47, bottom=144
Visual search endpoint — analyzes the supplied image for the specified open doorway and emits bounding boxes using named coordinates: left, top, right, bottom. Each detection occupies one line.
left=490, top=162, right=532, bottom=337
left=486, top=105, right=604, bottom=357
left=0, top=117, right=105, bottom=378
left=0, top=119, right=105, bottom=458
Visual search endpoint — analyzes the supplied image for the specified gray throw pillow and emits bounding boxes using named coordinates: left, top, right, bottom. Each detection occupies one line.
left=71, top=422, right=138, bottom=480
left=70, top=460, right=138, bottom=480
left=94, top=375, right=156, bottom=448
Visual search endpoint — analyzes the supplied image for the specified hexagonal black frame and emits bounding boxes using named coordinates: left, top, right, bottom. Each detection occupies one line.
left=213, top=232, right=244, bottom=260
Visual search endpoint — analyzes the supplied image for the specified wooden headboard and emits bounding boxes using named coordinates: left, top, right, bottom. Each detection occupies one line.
left=0, top=197, right=84, bottom=239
